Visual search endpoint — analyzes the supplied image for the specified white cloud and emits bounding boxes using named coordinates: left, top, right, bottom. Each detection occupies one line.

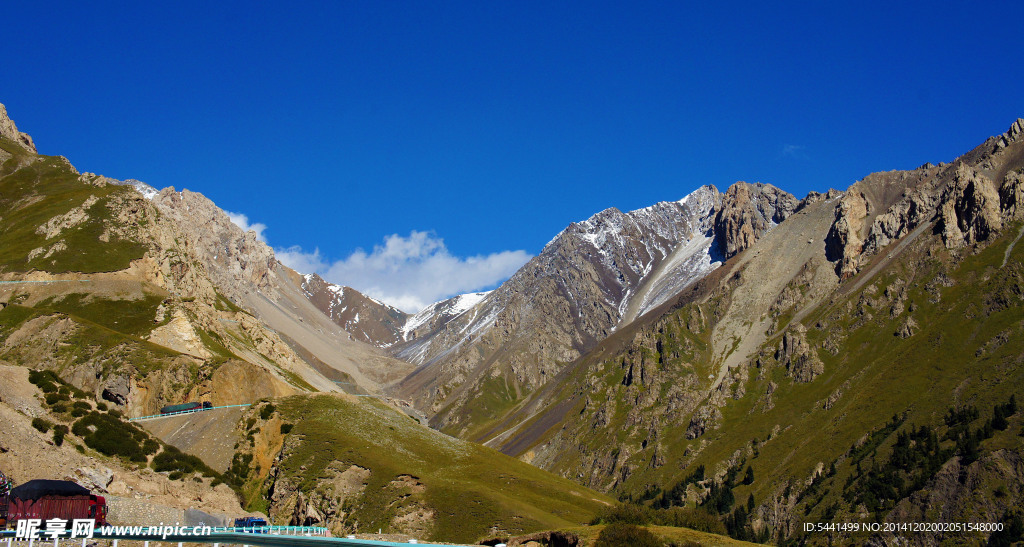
left=275, top=245, right=328, bottom=275
left=276, top=230, right=532, bottom=313
left=225, top=211, right=268, bottom=242
left=781, top=144, right=809, bottom=160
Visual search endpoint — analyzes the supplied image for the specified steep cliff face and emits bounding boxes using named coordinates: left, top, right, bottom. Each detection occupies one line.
left=390, top=186, right=729, bottom=435
left=826, top=118, right=1024, bottom=279
left=147, top=188, right=413, bottom=392
left=151, top=188, right=279, bottom=301
left=0, top=103, right=36, bottom=153
left=474, top=119, right=1024, bottom=546
left=714, top=182, right=799, bottom=260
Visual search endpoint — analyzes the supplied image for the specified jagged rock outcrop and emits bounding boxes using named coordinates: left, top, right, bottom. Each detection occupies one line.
left=714, top=182, right=799, bottom=259
left=938, top=164, right=1003, bottom=248
left=1001, top=170, right=1024, bottom=220
left=152, top=188, right=278, bottom=299
left=686, top=405, right=723, bottom=439
left=826, top=118, right=1024, bottom=279
left=100, top=374, right=132, bottom=406
left=825, top=190, right=870, bottom=279
left=0, top=102, right=36, bottom=153
left=775, top=324, right=823, bottom=383
left=896, top=316, right=919, bottom=338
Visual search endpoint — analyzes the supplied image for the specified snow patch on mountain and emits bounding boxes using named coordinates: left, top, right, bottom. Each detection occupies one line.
left=109, top=178, right=159, bottom=200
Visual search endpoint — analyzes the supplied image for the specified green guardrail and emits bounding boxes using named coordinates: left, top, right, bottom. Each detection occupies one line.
left=129, top=404, right=253, bottom=422
left=0, top=528, right=463, bottom=546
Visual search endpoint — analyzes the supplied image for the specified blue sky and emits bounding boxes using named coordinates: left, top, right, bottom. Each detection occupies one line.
left=4, top=2, right=1023, bottom=311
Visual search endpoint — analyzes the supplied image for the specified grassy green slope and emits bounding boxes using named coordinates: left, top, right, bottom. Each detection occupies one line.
left=493, top=220, right=1024, bottom=543
left=0, top=137, right=148, bottom=273
left=272, top=393, right=612, bottom=544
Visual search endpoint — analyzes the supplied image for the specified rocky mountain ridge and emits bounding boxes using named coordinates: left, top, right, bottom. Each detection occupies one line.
left=0, top=104, right=411, bottom=419
left=827, top=118, right=1024, bottom=279
left=0, top=103, right=36, bottom=154
left=468, top=118, right=1024, bottom=545
left=299, top=273, right=409, bottom=347
left=389, top=182, right=800, bottom=441
left=0, top=102, right=609, bottom=544
left=4, top=99, right=1022, bottom=544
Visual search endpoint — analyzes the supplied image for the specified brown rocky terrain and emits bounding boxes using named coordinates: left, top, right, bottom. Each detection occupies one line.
left=298, top=273, right=409, bottom=348
left=456, top=118, right=1024, bottom=545
left=0, top=104, right=35, bottom=154
left=390, top=183, right=799, bottom=441
left=0, top=365, right=255, bottom=525
left=713, top=181, right=800, bottom=259
left=147, top=187, right=414, bottom=392
left=0, top=108, right=419, bottom=421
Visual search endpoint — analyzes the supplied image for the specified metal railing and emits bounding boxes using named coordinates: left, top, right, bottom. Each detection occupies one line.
left=212, top=526, right=328, bottom=536
left=129, top=404, right=253, bottom=422
left=1, top=527, right=461, bottom=546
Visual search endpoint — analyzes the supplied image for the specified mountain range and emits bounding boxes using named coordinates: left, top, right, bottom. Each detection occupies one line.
left=1, top=100, right=1021, bottom=545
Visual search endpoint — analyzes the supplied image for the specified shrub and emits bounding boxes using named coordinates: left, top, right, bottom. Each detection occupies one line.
left=259, top=403, right=276, bottom=420
left=660, top=507, right=726, bottom=535
left=595, top=523, right=661, bottom=547
left=73, top=411, right=154, bottom=462
left=222, top=452, right=253, bottom=489
left=51, top=403, right=68, bottom=413
left=70, top=387, right=90, bottom=399
left=53, top=425, right=69, bottom=446
left=71, top=408, right=87, bottom=418
left=280, top=423, right=293, bottom=434
left=96, top=402, right=108, bottom=411
left=142, top=439, right=160, bottom=455
left=28, top=369, right=60, bottom=393
left=31, top=417, right=53, bottom=433
left=591, top=504, right=655, bottom=526
left=44, top=392, right=71, bottom=405
left=152, top=447, right=219, bottom=478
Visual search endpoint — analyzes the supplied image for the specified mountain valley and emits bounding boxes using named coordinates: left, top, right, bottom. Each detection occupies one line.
left=1, top=101, right=1022, bottom=545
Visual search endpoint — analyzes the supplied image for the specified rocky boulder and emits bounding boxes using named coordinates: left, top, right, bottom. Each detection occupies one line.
left=100, top=374, right=132, bottom=406
left=67, top=466, right=114, bottom=493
